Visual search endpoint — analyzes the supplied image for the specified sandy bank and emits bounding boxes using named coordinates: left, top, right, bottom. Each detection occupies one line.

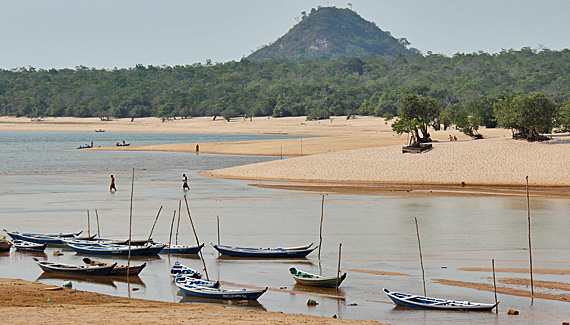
left=0, top=278, right=380, bottom=325
left=200, top=134, right=570, bottom=193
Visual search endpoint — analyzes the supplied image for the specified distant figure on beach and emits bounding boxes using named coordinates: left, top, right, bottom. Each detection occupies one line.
left=91, top=141, right=93, bottom=148
left=122, top=140, right=126, bottom=145
left=196, top=144, right=199, bottom=155
left=448, top=135, right=453, bottom=141
left=453, top=136, right=458, bottom=141
left=110, top=175, right=116, bottom=192
left=182, top=174, right=189, bottom=190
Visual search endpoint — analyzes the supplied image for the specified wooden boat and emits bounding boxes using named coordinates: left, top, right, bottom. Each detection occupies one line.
left=383, top=288, right=498, bottom=311
left=95, top=129, right=105, bottom=132
left=175, top=281, right=267, bottom=300
left=174, top=274, right=219, bottom=288
left=77, top=144, right=92, bottom=149
left=212, top=243, right=317, bottom=258
left=12, top=240, right=47, bottom=252
left=289, top=267, right=347, bottom=288
left=82, top=257, right=146, bottom=276
left=33, top=258, right=116, bottom=276
left=161, top=243, right=204, bottom=255
left=0, top=238, right=12, bottom=252
left=3, top=230, right=71, bottom=245
left=170, top=262, right=202, bottom=279
left=116, top=142, right=130, bottom=146
left=66, top=242, right=165, bottom=256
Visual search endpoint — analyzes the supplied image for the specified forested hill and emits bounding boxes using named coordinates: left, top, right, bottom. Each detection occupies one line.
left=247, top=7, right=420, bottom=61
left=1, top=48, right=570, bottom=121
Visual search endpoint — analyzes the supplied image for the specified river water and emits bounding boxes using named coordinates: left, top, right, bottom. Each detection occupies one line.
left=0, top=131, right=569, bottom=324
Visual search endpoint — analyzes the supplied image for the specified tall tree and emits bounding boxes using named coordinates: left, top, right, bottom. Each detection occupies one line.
left=494, top=93, right=557, bottom=141
left=391, top=94, right=440, bottom=143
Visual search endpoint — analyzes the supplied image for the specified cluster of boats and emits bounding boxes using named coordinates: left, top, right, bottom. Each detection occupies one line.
left=2, top=228, right=498, bottom=310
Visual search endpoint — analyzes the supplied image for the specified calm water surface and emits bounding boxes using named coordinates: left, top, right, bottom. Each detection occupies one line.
left=0, top=131, right=569, bottom=324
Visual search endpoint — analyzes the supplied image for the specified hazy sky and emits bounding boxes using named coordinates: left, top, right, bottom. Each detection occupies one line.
left=1, top=0, right=568, bottom=69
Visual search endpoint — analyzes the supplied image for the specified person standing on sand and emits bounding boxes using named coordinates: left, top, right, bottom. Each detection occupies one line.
left=110, top=175, right=116, bottom=192
left=182, top=174, right=190, bottom=190
left=195, top=144, right=199, bottom=155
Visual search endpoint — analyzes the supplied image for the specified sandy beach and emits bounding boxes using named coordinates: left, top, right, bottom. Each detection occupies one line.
left=0, top=279, right=380, bottom=325
left=2, top=115, right=570, bottom=198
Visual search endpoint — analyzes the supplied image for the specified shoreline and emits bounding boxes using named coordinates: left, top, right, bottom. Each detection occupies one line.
left=0, top=278, right=380, bottom=324
left=2, top=116, right=569, bottom=198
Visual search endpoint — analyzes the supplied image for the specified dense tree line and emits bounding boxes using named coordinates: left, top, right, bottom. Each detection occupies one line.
left=1, top=48, right=570, bottom=134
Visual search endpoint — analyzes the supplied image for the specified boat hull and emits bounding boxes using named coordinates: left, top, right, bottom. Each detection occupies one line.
left=290, top=268, right=347, bottom=288
left=33, top=258, right=116, bottom=276
left=67, top=243, right=164, bottom=256
left=212, top=244, right=316, bottom=258
left=161, top=243, right=204, bottom=254
left=176, top=283, right=267, bottom=300
left=383, top=288, right=497, bottom=311
left=82, top=258, right=146, bottom=276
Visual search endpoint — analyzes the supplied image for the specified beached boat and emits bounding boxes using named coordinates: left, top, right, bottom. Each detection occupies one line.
left=66, top=242, right=165, bottom=256
left=170, top=262, right=202, bottom=279
left=161, top=243, right=204, bottom=255
left=174, top=274, right=219, bottom=288
left=82, top=257, right=146, bottom=276
left=33, top=258, right=116, bottom=275
left=383, top=288, right=498, bottom=311
left=3, top=230, right=82, bottom=245
left=12, top=240, right=47, bottom=252
left=289, top=267, right=347, bottom=288
left=0, top=238, right=12, bottom=252
left=212, top=243, right=317, bottom=258
left=175, top=281, right=267, bottom=300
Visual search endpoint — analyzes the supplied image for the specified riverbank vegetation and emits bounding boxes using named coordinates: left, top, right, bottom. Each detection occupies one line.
left=1, top=48, right=570, bottom=140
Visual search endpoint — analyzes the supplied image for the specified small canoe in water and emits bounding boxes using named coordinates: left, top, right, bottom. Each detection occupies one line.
left=289, top=267, right=347, bottom=288
left=33, top=258, right=116, bottom=276
left=170, top=262, right=202, bottom=279
left=383, top=288, right=498, bottom=311
left=211, top=243, right=317, bottom=258
left=175, top=282, right=267, bottom=300
left=12, top=240, right=47, bottom=252
left=82, top=258, right=146, bottom=276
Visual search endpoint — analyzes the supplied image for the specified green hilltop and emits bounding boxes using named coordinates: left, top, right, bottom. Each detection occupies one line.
left=247, top=6, right=420, bottom=61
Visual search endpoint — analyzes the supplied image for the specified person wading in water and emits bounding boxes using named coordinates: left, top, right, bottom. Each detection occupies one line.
left=182, top=174, right=190, bottom=191
left=110, top=175, right=117, bottom=192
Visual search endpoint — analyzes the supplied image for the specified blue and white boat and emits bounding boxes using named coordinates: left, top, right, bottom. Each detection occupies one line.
left=212, top=243, right=316, bottom=258
left=12, top=240, right=47, bottom=252
left=383, top=288, right=498, bottom=311
left=174, top=274, right=219, bottom=288
left=170, top=262, right=202, bottom=279
left=3, top=230, right=82, bottom=245
left=66, top=242, right=165, bottom=256
left=175, top=281, right=267, bottom=300
left=160, top=243, right=204, bottom=255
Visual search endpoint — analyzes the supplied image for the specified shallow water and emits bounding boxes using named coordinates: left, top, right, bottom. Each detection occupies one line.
left=1, top=131, right=569, bottom=324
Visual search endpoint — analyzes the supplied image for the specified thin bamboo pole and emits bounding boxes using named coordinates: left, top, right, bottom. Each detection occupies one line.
left=415, top=217, right=426, bottom=297
left=318, top=194, right=324, bottom=260
left=146, top=206, right=163, bottom=243
left=127, top=168, right=135, bottom=291
left=175, top=200, right=181, bottom=244
left=168, top=210, right=176, bottom=256
left=492, top=259, right=498, bottom=313
left=184, top=195, right=209, bottom=280
left=526, top=176, right=534, bottom=303
left=336, top=243, right=342, bottom=290
left=95, top=209, right=100, bottom=238
left=217, top=215, right=220, bottom=257
left=87, top=210, right=90, bottom=238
